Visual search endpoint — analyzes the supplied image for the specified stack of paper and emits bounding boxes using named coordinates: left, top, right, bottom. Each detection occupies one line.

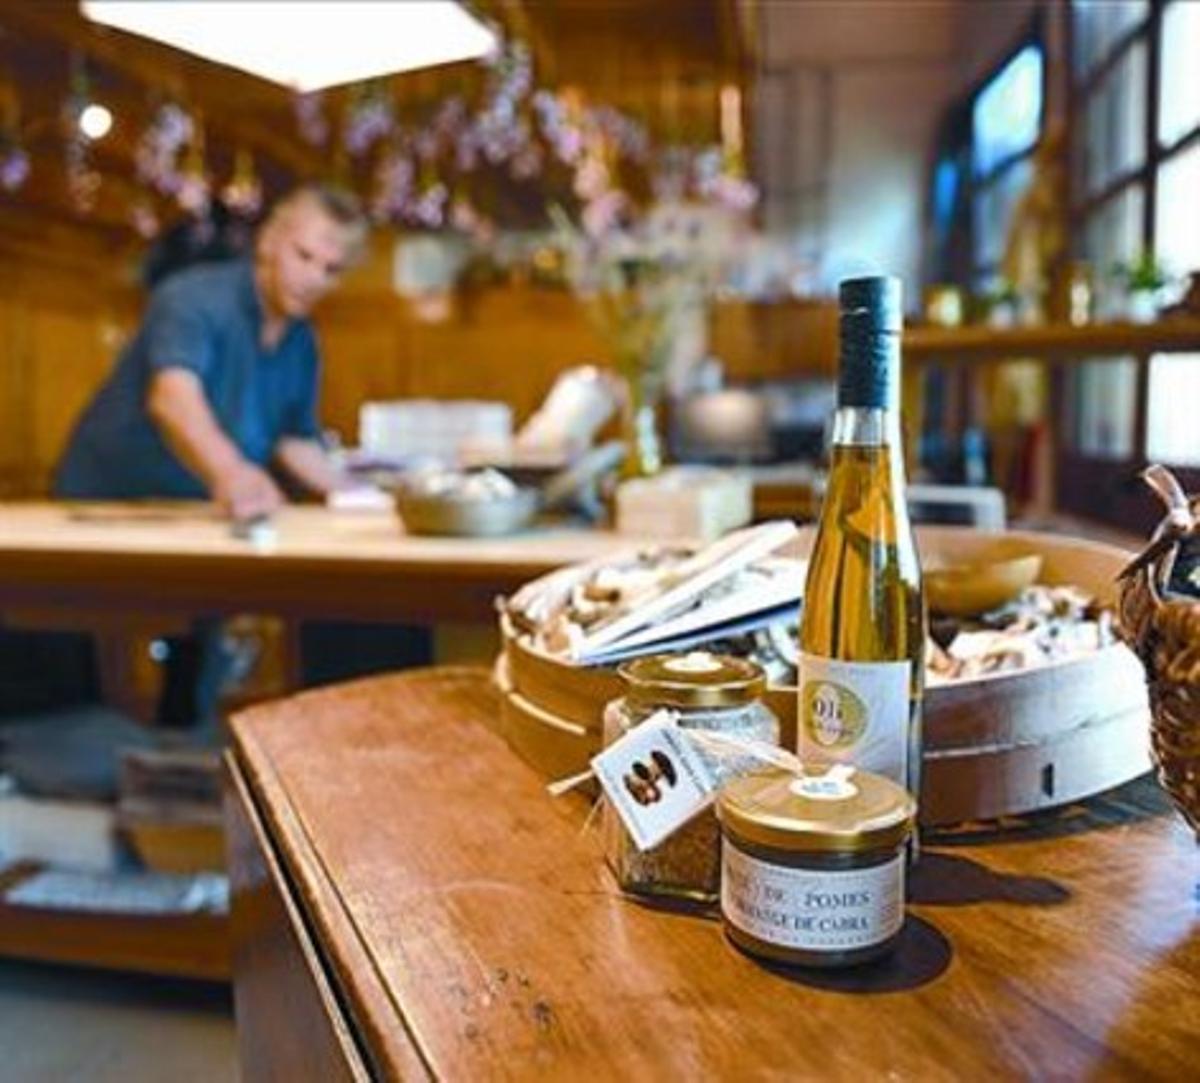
left=573, top=520, right=802, bottom=666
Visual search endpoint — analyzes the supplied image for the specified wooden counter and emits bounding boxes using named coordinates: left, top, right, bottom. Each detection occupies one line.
left=0, top=502, right=642, bottom=624
left=227, top=668, right=1199, bottom=1081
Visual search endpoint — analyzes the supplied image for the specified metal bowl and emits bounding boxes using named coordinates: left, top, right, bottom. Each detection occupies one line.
left=396, top=488, right=540, bottom=537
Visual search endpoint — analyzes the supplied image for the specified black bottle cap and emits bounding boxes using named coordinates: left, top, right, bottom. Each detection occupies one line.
left=838, top=275, right=902, bottom=408
left=840, top=276, right=902, bottom=331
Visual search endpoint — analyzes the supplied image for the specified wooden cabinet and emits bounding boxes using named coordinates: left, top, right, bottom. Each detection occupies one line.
left=225, top=754, right=370, bottom=1081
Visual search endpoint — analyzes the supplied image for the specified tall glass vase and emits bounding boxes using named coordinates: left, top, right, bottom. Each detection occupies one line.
left=619, top=375, right=663, bottom=480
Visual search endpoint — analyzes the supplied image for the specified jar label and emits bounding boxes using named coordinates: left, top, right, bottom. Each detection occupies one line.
left=721, top=843, right=904, bottom=952
left=797, top=654, right=910, bottom=787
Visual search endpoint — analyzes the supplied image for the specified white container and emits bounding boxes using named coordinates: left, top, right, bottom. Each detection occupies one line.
left=359, top=400, right=513, bottom=462
left=616, top=467, right=752, bottom=540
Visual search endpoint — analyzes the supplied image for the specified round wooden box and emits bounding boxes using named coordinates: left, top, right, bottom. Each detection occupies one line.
left=496, top=527, right=1151, bottom=826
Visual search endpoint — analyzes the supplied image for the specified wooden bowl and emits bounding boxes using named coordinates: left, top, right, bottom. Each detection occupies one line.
left=925, top=553, right=1043, bottom=616
left=497, top=526, right=1151, bottom=826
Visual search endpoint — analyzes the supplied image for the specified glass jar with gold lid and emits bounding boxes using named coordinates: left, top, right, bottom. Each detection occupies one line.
left=718, top=765, right=915, bottom=968
left=602, top=651, right=779, bottom=902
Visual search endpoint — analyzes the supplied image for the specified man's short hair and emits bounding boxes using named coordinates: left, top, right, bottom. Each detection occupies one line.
left=267, top=182, right=369, bottom=255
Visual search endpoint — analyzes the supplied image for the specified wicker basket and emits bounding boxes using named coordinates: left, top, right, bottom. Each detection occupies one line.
left=1118, top=466, right=1200, bottom=839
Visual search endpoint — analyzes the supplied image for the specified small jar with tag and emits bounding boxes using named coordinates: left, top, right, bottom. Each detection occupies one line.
left=718, top=765, right=915, bottom=968
left=602, top=651, right=779, bottom=902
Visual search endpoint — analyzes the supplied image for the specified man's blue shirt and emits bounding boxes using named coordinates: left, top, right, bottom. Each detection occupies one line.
left=55, top=258, right=321, bottom=499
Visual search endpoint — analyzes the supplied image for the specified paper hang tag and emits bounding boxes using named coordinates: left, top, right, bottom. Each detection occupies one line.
left=590, top=710, right=718, bottom=852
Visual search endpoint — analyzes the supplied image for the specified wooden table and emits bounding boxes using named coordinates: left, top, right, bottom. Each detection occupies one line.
left=0, top=499, right=641, bottom=711
left=0, top=501, right=640, bottom=624
left=227, top=668, right=1200, bottom=1081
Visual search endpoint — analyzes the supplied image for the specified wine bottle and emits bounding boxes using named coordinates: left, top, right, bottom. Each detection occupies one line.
left=797, top=275, right=925, bottom=799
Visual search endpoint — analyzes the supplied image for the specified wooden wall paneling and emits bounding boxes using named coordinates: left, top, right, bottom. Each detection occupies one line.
left=0, top=263, right=31, bottom=497
left=28, top=297, right=128, bottom=493
left=25, top=261, right=137, bottom=494
left=0, top=210, right=140, bottom=495
left=314, top=295, right=411, bottom=445
left=712, top=299, right=839, bottom=382
left=402, top=287, right=610, bottom=423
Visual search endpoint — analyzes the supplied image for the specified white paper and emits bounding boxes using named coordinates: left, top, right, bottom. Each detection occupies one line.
left=578, top=556, right=801, bottom=664
left=326, top=484, right=393, bottom=512
left=590, top=711, right=718, bottom=851
left=573, top=520, right=799, bottom=658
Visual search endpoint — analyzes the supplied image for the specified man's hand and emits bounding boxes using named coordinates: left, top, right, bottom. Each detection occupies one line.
left=275, top=436, right=350, bottom=497
left=147, top=369, right=287, bottom=521
left=212, top=460, right=284, bottom=521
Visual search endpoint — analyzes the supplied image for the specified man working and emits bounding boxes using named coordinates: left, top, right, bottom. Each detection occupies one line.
left=51, top=184, right=425, bottom=728
left=56, top=182, right=365, bottom=515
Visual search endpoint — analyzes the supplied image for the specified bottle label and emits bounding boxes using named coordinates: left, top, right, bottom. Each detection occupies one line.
left=722, top=843, right=904, bottom=952
left=797, top=654, right=911, bottom=786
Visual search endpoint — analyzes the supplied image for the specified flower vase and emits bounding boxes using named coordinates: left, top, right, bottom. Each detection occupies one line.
left=619, top=379, right=663, bottom=479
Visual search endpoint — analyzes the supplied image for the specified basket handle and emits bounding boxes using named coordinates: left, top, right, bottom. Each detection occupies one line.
left=1119, top=465, right=1197, bottom=605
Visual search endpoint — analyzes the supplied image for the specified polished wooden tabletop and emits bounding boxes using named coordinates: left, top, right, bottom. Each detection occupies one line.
left=229, top=667, right=1199, bottom=1081
left=0, top=502, right=642, bottom=622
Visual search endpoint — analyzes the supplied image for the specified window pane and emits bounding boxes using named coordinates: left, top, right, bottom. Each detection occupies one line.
left=974, top=46, right=1043, bottom=177
left=1070, top=359, right=1137, bottom=459
left=1159, top=0, right=1200, bottom=148
left=1081, top=186, right=1144, bottom=316
left=1147, top=355, right=1200, bottom=465
left=1072, top=0, right=1148, bottom=78
left=1155, top=146, right=1200, bottom=276
left=973, top=158, right=1033, bottom=271
left=1077, top=40, right=1147, bottom=197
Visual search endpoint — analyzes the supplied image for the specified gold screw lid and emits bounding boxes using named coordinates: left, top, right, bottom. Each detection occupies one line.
left=717, top=765, right=915, bottom=854
left=618, top=651, right=767, bottom=710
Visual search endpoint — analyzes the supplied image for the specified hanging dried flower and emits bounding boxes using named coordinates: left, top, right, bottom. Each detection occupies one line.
left=0, top=137, right=29, bottom=192
left=581, top=189, right=630, bottom=239
left=573, top=151, right=611, bottom=202
left=509, top=142, right=542, bottom=180
left=65, top=139, right=100, bottom=214
left=294, top=90, right=329, bottom=147
left=371, top=145, right=414, bottom=223
left=692, top=146, right=758, bottom=212
left=533, top=90, right=583, bottom=165
left=344, top=84, right=396, bottom=157
left=472, top=38, right=535, bottom=166
left=175, top=121, right=210, bottom=216
left=136, top=102, right=194, bottom=196
left=222, top=148, right=263, bottom=217
left=409, top=180, right=448, bottom=229
left=129, top=198, right=160, bottom=238
left=0, top=82, right=28, bottom=192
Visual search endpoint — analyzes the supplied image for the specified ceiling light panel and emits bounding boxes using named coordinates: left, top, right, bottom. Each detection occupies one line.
left=81, top=1, right=496, bottom=91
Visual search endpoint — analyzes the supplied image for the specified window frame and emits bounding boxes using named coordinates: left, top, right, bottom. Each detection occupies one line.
left=1058, top=0, right=1200, bottom=530
left=924, top=13, right=1048, bottom=287
left=967, top=17, right=1048, bottom=284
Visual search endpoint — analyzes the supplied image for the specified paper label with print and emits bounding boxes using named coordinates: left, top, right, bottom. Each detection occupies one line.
left=722, top=844, right=904, bottom=952
left=590, top=710, right=717, bottom=852
left=797, top=654, right=910, bottom=787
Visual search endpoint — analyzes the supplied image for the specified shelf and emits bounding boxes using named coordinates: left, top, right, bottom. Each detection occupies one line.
left=903, top=318, right=1200, bottom=363
left=0, top=863, right=230, bottom=981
